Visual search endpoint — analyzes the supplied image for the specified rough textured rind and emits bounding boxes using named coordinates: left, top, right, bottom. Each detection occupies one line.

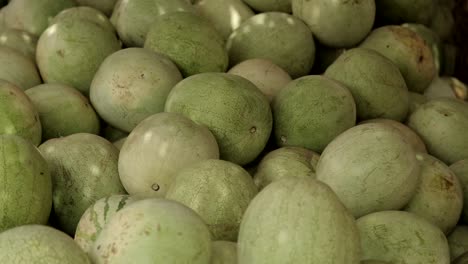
left=166, top=159, right=258, bottom=241
left=211, top=241, right=237, bottom=264
left=450, top=160, right=468, bottom=223
left=292, top=0, right=375, bottom=48
left=91, top=199, right=212, bottom=264
left=325, top=48, right=409, bottom=121
left=375, top=0, right=435, bottom=25
left=0, top=135, right=52, bottom=232
left=25, top=83, right=100, bottom=140
left=447, top=226, right=468, bottom=260
left=243, top=0, right=291, bottom=13
left=226, top=12, right=315, bottom=78
left=0, top=46, right=41, bottom=90
left=0, top=28, right=37, bottom=60
left=90, top=48, right=182, bottom=132
left=273, top=75, right=356, bottom=152
left=360, top=26, right=436, bottom=93
left=404, top=154, right=463, bottom=234
left=165, top=73, right=272, bottom=165
left=407, top=98, right=468, bottom=164
left=144, top=12, right=227, bottom=77
left=238, top=177, right=361, bottom=264
left=0, top=80, right=41, bottom=146
left=118, top=112, right=219, bottom=197
left=357, top=211, right=450, bottom=264
left=38, top=133, right=126, bottom=235
left=36, top=19, right=121, bottom=95
left=316, top=123, right=421, bottom=218
left=76, top=0, right=117, bottom=16
left=0, top=225, right=90, bottom=264
left=50, top=6, right=115, bottom=33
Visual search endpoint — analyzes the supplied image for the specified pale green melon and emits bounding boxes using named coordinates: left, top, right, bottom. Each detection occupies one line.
left=273, top=75, right=356, bottom=152
left=325, top=48, right=409, bottom=121
left=450, top=160, right=468, bottom=222
left=0, top=46, right=41, bottom=90
left=36, top=19, right=121, bottom=95
left=103, top=125, right=128, bottom=142
left=90, top=199, right=212, bottom=264
left=166, top=159, right=258, bottom=241
left=404, top=154, right=463, bottom=234
left=25, top=83, right=100, bottom=140
left=292, top=0, right=375, bottom=47
left=238, top=177, right=361, bottom=263
left=357, top=211, right=450, bottom=264
left=448, top=226, right=468, bottom=260
left=50, top=6, right=115, bottom=33
left=407, top=98, right=468, bottom=164
left=0, top=135, right=52, bottom=232
left=253, top=146, right=320, bottom=190
left=144, top=12, right=227, bottom=77
left=375, top=0, right=435, bottom=25
left=111, top=0, right=194, bottom=47
left=118, top=112, right=219, bottom=197
left=165, top=73, right=272, bottom=165
left=0, top=28, right=37, bottom=60
left=0, top=80, right=41, bottom=146
left=226, top=12, right=315, bottom=78
left=360, top=26, right=436, bottom=93
left=242, top=0, right=291, bottom=13
left=228, top=58, right=292, bottom=102
left=408, top=92, right=428, bottom=115
left=316, top=123, right=421, bottom=218
left=211, top=241, right=237, bottom=264
left=76, top=0, right=117, bottom=16
left=0, top=225, right=90, bottom=264
left=38, top=133, right=126, bottom=235
left=74, top=194, right=140, bottom=256
left=90, top=48, right=182, bottom=132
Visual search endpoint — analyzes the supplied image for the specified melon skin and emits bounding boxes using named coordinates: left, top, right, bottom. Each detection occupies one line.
left=76, top=0, right=117, bottom=16
left=90, top=198, right=212, bottom=264
left=113, top=137, right=126, bottom=150
left=375, top=0, right=435, bottom=25
left=165, top=159, right=258, bottom=241
left=0, top=46, right=41, bottom=90
left=0, top=28, right=37, bottom=60
left=0, top=225, right=90, bottom=264
left=450, top=159, right=468, bottom=222
left=50, top=6, right=115, bottom=33
left=238, top=177, right=361, bottom=264
left=165, top=73, right=272, bottom=166
left=447, top=226, right=468, bottom=260
left=0, top=135, right=52, bottom=232
left=211, top=241, right=237, bottom=264
left=357, top=211, right=450, bottom=264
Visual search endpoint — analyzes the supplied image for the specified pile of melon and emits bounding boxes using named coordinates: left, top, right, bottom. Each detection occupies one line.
left=0, top=0, right=467, bottom=263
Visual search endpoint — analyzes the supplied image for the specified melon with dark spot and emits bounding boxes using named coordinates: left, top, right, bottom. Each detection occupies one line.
left=0, top=225, right=90, bottom=264
left=447, top=225, right=468, bottom=260
left=450, top=160, right=468, bottom=223
left=0, top=135, right=52, bottom=232
left=76, top=0, right=117, bottom=16
left=359, top=25, right=436, bottom=93
left=165, top=159, right=258, bottom=241
left=238, top=178, right=361, bottom=263
left=273, top=75, right=356, bottom=152
left=90, top=199, right=212, bottom=264
left=0, top=80, right=41, bottom=146
left=407, top=98, right=468, bottom=164
left=243, top=0, right=291, bottom=13
left=144, top=11, right=227, bottom=77
left=211, top=241, right=237, bottom=264
left=50, top=6, right=115, bottom=33
left=38, top=133, right=126, bottom=235
left=74, top=194, right=140, bottom=256
left=253, top=146, right=320, bottom=190
left=404, top=154, right=463, bottom=235
left=0, top=46, right=41, bottom=90
left=357, top=211, right=450, bottom=264
left=0, top=28, right=37, bottom=61
left=226, top=12, right=315, bottom=78
left=165, top=73, right=272, bottom=166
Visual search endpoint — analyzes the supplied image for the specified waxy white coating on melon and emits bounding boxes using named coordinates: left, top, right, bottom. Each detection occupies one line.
left=211, top=241, right=237, bottom=264
left=238, top=177, right=361, bottom=264
left=0, top=46, right=41, bottom=90
left=450, top=159, right=468, bottom=222
left=316, top=123, right=421, bottom=218
left=447, top=225, right=468, bottom=260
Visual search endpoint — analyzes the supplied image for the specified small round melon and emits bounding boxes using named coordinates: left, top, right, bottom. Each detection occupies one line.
left=357, top=211, right=450, bottom=263
left=273, top=75, right=356, bottom=152
left=243, top=0, right=291, bottom=13
left=74, top=194, right=140, bottom=256
left=165, top=73, right=272, bottom=165
left=325, top=48, right=409, bottom=121
left=0, top=225, right=90, bottom=263
left=238, top=177, right=361, bottom=263
left=448, top=226, right=468, bottom=260
left=292, top=0, right=375, bottom=48
left=91, top=198, right=212, bottom=264
left=226, top=12, right=315, bottom=78
left=316, top=123, right=421, bottom=218
left=0, top=80, right=41, bottom=145
left=212, top=241, right=237, bottom=264
left=76, top=0, right=117, bottom=16
left=39, top=133, right=126, bottom=235
left=36, top=19, right=121, bottom=95
left=0, top=28, right=37, bottom=60
left=0, top=135, right=52, bottom=232
left=118, top=112, right=219, bottom=197
left=404, top=154, right=463, bottom=234
left=228, top=58, right=292, bottom=102
left=25, top=83, right=100, bottom=140
left=50, top=6, right=115, bottom=33
left=90, top=48, right=182, bottom=132
left=450, top=160, right=468, bottom=222
left=0, top=46, right=41, bottom=90
left=360, top=26, right=436, bottom=93
left=144, top=11, right=227, bottom=77
left=407, top=98, right=468, bottom=164
left=253, top=147, right=319, bottom=190
left=408, top=92, right=428, bottom=114
left=375, top=0, right=436, bottom=25
left=166, top=159, right=258, bottom=241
